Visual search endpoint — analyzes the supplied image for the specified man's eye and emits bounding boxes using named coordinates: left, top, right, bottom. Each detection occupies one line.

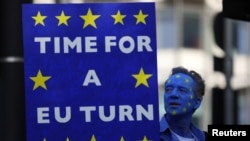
left=179, top=88, right=188, bottom=93
left=165, top=87, right=173, bottom=93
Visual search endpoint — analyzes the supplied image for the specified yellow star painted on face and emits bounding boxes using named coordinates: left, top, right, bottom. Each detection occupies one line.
left=188, top=102, right=191, bottom=107
left=66, top=137, right=70, bottom=141
left=43, top=138, right=46, bottom=141
left=56, top=11, right=71, bottom=26
left=134, top=9, right=148, bottom=24
left=91, top=134, right=96, bottom=141
left=182, top=107, right=187, bottom=112
left=190, top=95, right=193, bottom=99
left=30, top=69, right=51, bottom=90
left=185, top=78, right=190, bottom=83
left=189, top=87, right=193, bottom=91
left=80, top=8, right=100, bottom=29
left=132, top=68, right=152, bottom=88
left=111, top=10, right=126, bottom=25
left=171, top=110, right=177, bottom=115
left=175, top=74, right=180, bottom=78
left=32, top=11, right=47, bottom=26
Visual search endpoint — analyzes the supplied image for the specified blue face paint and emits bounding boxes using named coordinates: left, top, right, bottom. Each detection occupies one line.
left=164, top=73, right=197, bottom=117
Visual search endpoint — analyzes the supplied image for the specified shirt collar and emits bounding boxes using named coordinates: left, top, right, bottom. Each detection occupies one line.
left=160, top=114, right=170, bottom=132
left=160, top=114, right=206, bottom=141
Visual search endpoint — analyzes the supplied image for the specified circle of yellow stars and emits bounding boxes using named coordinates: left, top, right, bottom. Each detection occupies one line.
left=167, top=74, right=195, bottom=116
left=29, top=68, right=154, bottom=139
left=31, top=8, right=149, bottom=28
left=29, top=7, right=153, bottom=140
left=29, top=67, right=152, bottom=90
left=42, top=135, right=152, bottom=141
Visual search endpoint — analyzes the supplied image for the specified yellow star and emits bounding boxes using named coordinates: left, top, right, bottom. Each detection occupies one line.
left=120, top=136, right=125, bottom=141
left=55, top=11, right=71, bottom=26
left=111, top=10, right=126, bottom=25
left=30, top=69, right=51, bottom=90
left=66, top=137, right=70, bottom=141
left=43, top=138, right=46, bottom=141
left=166, top=79, right=171, bottom=84
left=185, top=78, right=190, bottom=83
left=171, top=110, right=177, bottom=115
left=132, top=68, right=152, bottom=88
left=175, top=74, right=180, bottom=78
left=189, top=87, right=193, bottom=92
left=140, top=136, right=152, bottom=141
left=90, top=134, right=96, bottom=141
left=134, top=9, right=148, bottom=24
left=190, top=95, right=193, bottom=99
left=182, top=107, right=187, bottom=112
left=80, top=8, right=100, bottom=29
left=32, top=11, right=47, bottom=26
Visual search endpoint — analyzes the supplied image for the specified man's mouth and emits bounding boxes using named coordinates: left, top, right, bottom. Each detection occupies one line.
left=169, top=102, right=180, bottom=106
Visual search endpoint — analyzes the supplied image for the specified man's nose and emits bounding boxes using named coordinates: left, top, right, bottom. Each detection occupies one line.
left=170, top=89, right=179, bottom=98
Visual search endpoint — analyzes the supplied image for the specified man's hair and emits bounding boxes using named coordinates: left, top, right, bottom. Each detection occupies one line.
left=169, top=66, right=205, bottom=99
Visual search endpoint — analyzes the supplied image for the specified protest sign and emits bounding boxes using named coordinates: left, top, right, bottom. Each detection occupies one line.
left=22, top=3, right=159, bottom=140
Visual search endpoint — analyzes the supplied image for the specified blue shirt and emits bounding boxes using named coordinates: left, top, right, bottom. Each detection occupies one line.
left=160, top=114, right=207, bottom=141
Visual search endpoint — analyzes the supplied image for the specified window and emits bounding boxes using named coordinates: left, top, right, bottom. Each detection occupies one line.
left=182, top=12, right=201, bottom=48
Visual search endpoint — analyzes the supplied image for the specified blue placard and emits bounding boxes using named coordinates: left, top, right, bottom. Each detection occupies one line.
left=22, top=3, right=159, bottom=141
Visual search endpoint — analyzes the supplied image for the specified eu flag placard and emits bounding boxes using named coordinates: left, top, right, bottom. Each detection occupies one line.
left=22, top=3, right=159, bottom=141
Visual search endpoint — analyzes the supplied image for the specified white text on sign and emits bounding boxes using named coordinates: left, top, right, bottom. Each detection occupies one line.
left=34, top=36, right=153, bottom=54
left=37, top=104, right=154, bottom=123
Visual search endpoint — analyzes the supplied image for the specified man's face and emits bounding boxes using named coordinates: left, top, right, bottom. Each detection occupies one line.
left=164, top=73, right=199, bottom=116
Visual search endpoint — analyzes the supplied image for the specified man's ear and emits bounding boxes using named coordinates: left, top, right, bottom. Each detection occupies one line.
left=193, top=98, right=202, bottom=110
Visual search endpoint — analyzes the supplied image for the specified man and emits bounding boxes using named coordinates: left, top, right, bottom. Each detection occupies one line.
left=160, top=66, right=207, bottom=141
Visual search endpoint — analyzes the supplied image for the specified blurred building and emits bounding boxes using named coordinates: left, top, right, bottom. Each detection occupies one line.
left=155, top=0, right=250, bottom=130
